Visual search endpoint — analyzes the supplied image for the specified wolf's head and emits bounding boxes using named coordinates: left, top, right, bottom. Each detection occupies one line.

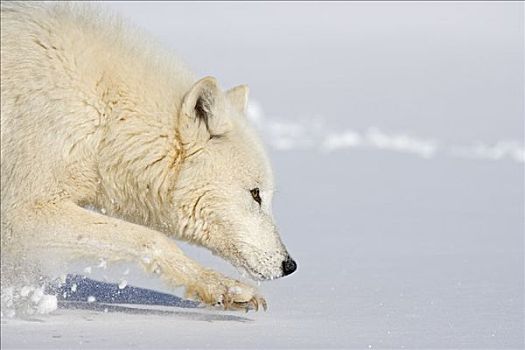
left=172, top=77, right=296, bottom=281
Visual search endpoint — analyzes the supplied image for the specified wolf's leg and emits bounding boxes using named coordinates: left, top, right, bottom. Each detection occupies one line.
left=14, top=201, right=266, bottom=311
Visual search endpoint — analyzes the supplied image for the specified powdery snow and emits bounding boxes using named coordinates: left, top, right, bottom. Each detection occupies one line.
left=36, top=295, right=58, bottom=314
left=118, top=280, right=128, bottom=290
left=246, top=101, right=524, bottom=163
left=1, top=286, right=58, bottom=318
left=1, top=153, right=523, bottom=349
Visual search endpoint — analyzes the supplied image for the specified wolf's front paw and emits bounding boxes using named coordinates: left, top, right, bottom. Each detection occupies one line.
left=185, top=270, right=267, bottom=312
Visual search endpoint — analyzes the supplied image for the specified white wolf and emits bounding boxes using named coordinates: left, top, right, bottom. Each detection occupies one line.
left=0, top=2, right=296, bottom=311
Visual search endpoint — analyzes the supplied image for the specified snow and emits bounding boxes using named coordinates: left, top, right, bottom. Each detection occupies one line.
left=97, top=259, right=108, bottom=270
left=246, top=102, right=523, bottom=163
left=36, top=295, right=58, bottom=315
left=2, top=147, right=522, bottom=349
left=1, top=1, right=523, bottom=349
left=1, top=286, right=58, bottom=317
left=118, top=280, right=128, bottom=290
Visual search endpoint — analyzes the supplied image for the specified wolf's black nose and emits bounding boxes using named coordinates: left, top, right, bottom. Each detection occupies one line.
left=282, top=257, right=297, bottom=276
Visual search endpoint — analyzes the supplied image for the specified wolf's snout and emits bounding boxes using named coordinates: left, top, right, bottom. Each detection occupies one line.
left=281, top=256, right=297, bottom=276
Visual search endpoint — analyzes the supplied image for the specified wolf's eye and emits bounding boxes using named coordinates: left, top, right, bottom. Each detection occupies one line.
left=250, top=188, right=261, bottom=205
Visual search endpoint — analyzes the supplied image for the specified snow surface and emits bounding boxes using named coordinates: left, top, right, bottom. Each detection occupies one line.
left=2, top=145, right=523, bottom=349
left=1, top=2, right=523, bottom=349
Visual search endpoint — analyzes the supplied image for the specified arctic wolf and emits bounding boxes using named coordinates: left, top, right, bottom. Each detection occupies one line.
left=0, top=2, right=296, bottom=311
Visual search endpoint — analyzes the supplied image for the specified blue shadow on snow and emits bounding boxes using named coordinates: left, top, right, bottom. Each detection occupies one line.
left=51, top=274, right=199, bottom=309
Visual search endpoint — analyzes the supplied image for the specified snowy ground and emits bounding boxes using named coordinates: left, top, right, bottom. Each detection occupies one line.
left=2, top=151, right=523, bottom=349
left=2, top=2, right=523, bottom=349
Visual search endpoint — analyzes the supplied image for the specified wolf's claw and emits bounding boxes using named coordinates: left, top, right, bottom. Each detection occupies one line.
left=222, top=294, right=232, bottom=310
left=261, top=297, right=268, bottom=311
left=251, top=296, right=259, bottom=311
left=243, top=295, right=266, bottom=312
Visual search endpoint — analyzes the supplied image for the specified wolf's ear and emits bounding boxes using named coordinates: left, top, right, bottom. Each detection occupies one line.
left=226, top=85, right=249, bottom=114
left=179, top=76, right=230, bottom=145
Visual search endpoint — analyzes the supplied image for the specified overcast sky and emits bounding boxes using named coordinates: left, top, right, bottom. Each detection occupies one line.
left=107, top=1, right=523, bottom=145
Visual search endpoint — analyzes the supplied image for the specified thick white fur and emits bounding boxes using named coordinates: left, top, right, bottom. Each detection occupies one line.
left=1, top=2, right=293, bottom=311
